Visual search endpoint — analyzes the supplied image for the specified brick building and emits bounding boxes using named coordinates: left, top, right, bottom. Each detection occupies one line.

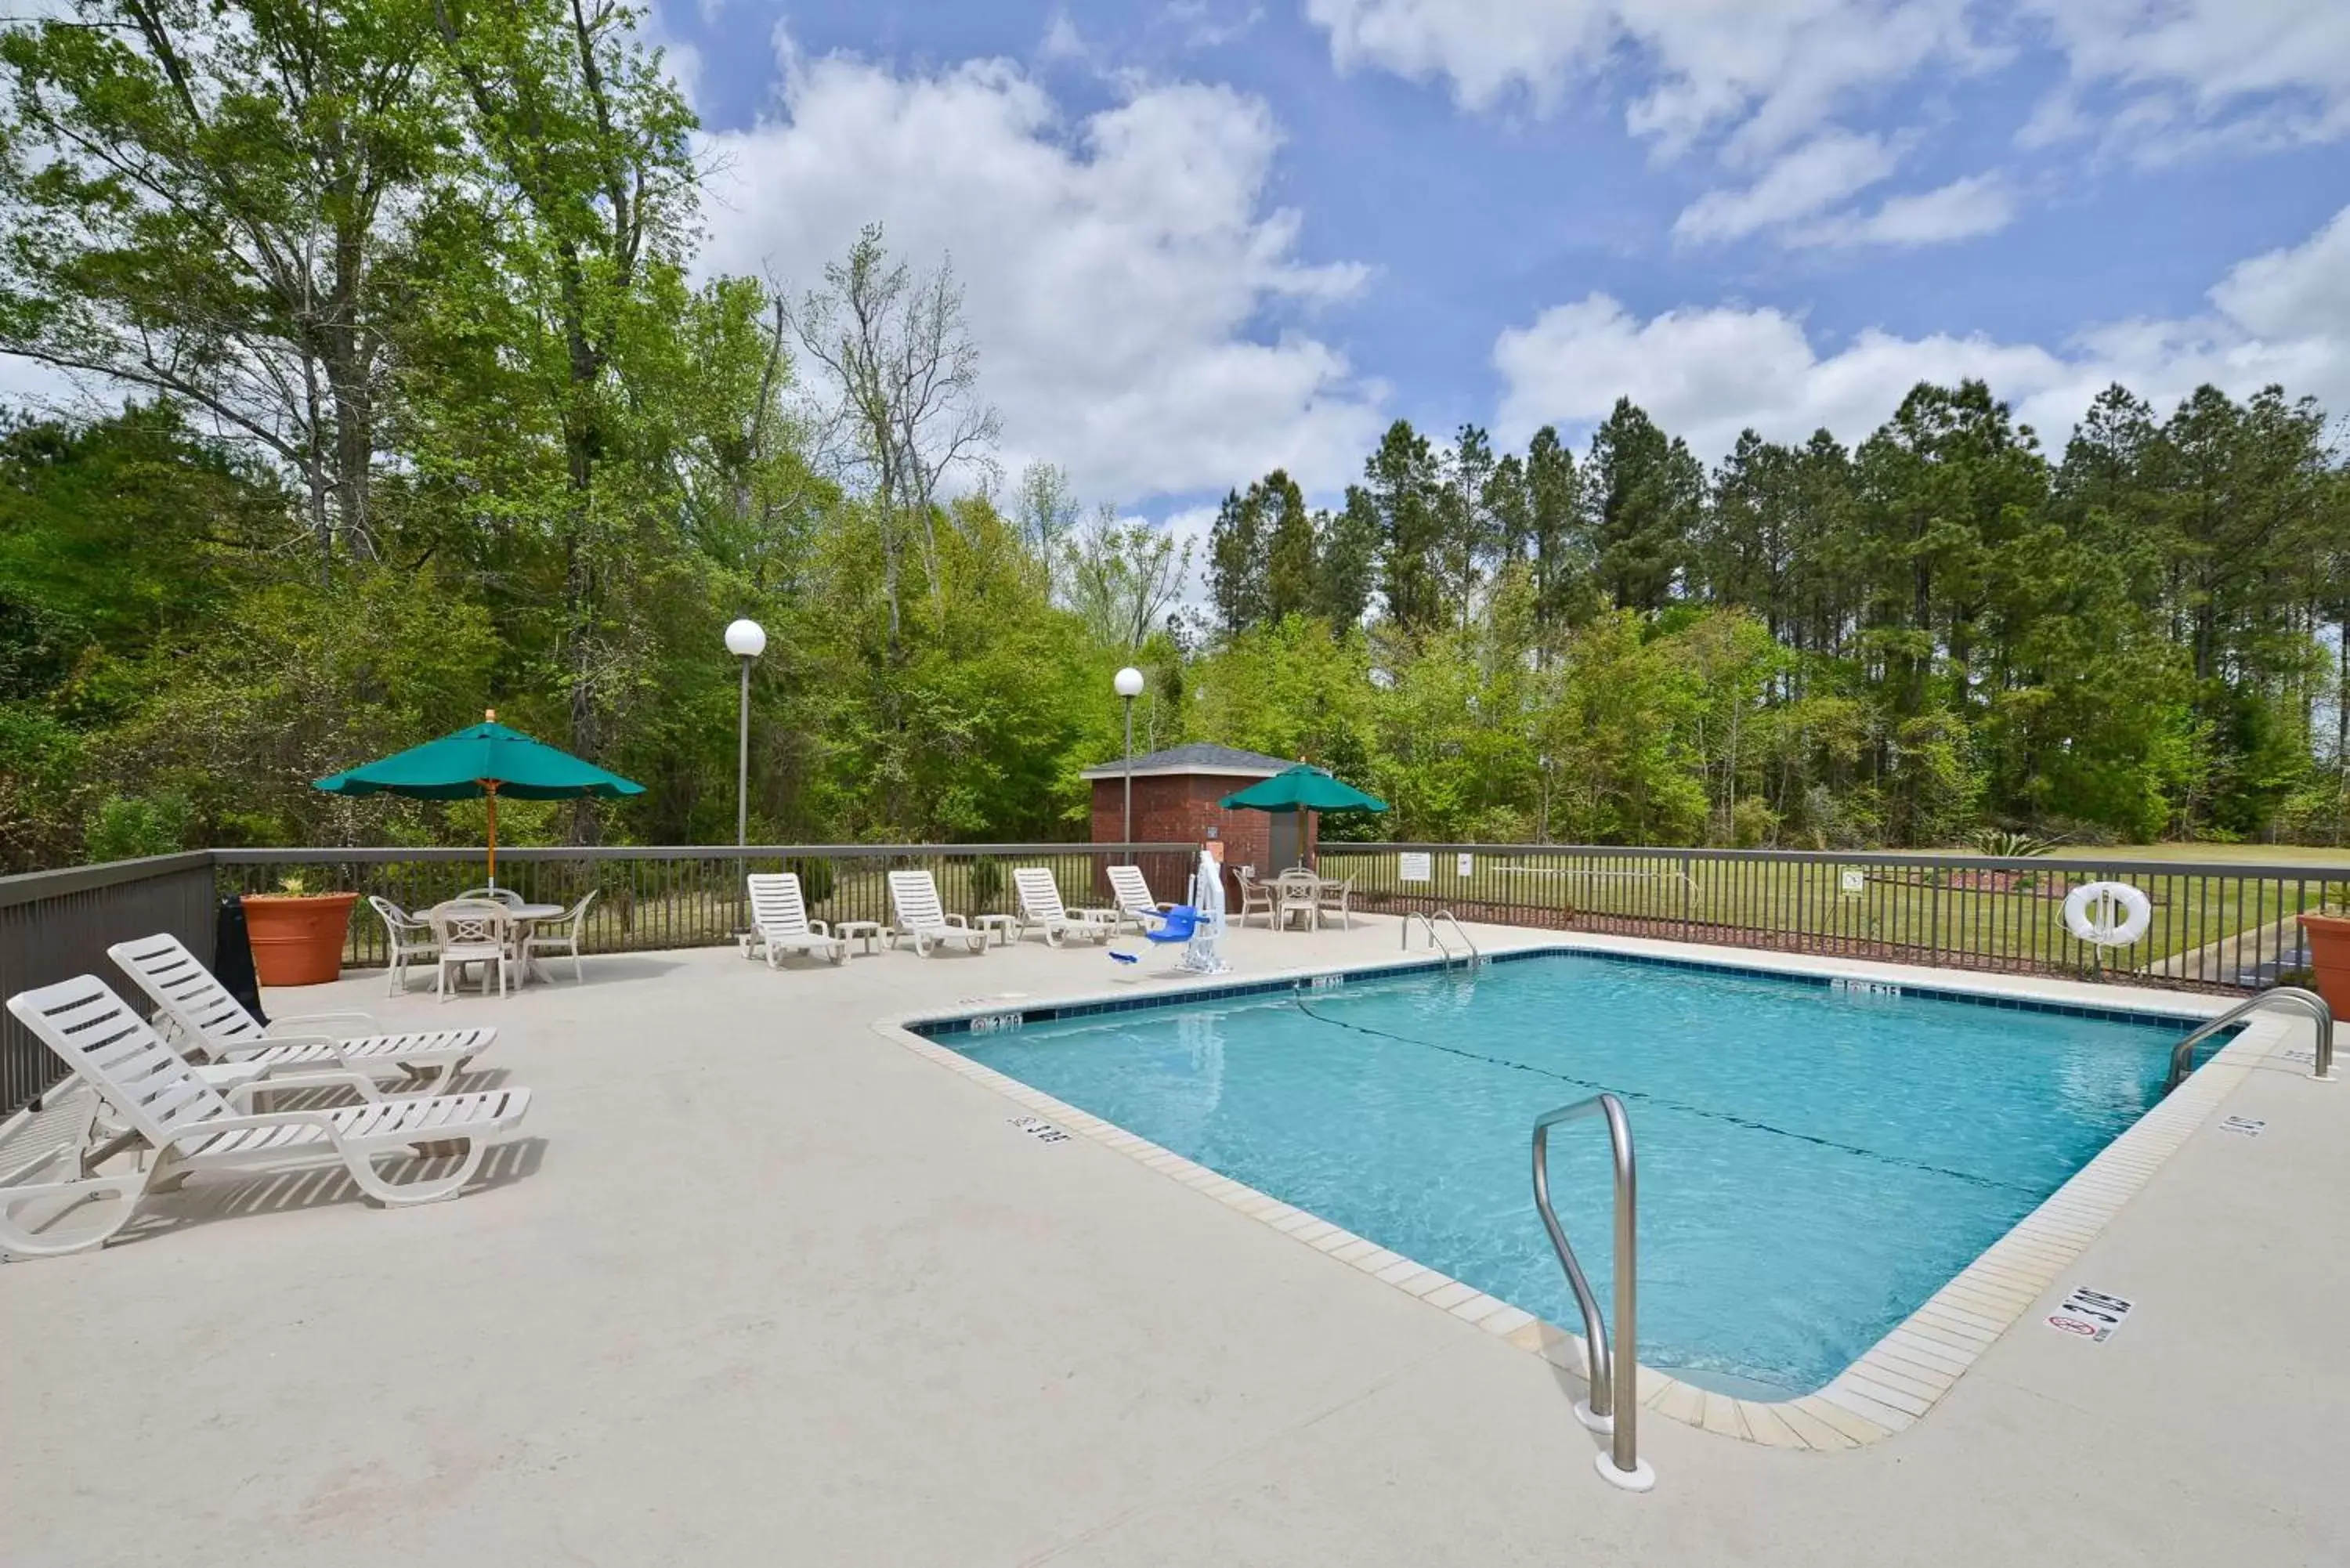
left=1081, top=743, right=1318, bottom=898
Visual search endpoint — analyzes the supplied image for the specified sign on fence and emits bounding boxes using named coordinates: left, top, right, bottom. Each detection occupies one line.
left=1838, top=867, right=1865, bottom=896
left=1456, top=853, right=1474, bottom=878
left=1399, top=852, right=1432, bottom=883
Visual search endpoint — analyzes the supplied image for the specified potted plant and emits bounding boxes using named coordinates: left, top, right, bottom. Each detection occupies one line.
left=2297, top=904, right=2350, bottom=1016
left=241, top=873, right=360, bottom=987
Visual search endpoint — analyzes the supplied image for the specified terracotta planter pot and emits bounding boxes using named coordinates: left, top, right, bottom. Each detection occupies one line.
left=241, top=892, right=359, bottom=987
left=2295, top=912, right=2350, bottom=1017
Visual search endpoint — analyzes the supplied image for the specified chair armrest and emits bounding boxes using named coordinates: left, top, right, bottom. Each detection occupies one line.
left=808, top=919, right=832, bottom=936
left=943, top=914, right=971, bottom=927
left=225, top=1070, right=385, bottom=1107
left=265, top=1010, right=374, bottom=1038
left=157, top=1108, right=343, bottom=1153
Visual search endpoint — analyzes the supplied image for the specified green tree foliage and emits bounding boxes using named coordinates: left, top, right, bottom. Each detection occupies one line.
left=4, top=2, right=2350, bottom=871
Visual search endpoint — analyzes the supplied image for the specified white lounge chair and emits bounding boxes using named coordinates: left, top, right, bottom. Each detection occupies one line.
left=1012, top=867, right=1116, bottom=946
left=6, top=974, right=531, bottom=1218
left=368, top=896, right=439, bottom=996
left=0, top=1084, right=143, bottom=1258
left=741, top=873, right=847, bottom=966
left=108, top=933, right=496, bottom=1097
left=1104, top=865, right=1176, bottom=934
left=887, top=869, right=989, bottom=956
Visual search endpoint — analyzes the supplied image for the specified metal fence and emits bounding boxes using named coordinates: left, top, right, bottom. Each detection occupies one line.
left=1318, top=843, right=2349, bottom=992
left=0, top=852, right=219, bottom=1118
left=9, top=836, right=2339, bottom=1118
left=214, top=844, right=1202, bottom=970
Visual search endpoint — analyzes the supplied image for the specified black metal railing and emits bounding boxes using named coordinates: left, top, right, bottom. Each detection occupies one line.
left=213, top=844, right=1202, bottom=970
left=1, top=852, right=219, bottom=1118
left=1317, top=843, right=2349, bottom=992
left=9, top=836, right=2338, bottom=1118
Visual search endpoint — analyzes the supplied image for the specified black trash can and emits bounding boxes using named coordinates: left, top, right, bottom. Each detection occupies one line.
left=213, top=896, right=269, bottom=1027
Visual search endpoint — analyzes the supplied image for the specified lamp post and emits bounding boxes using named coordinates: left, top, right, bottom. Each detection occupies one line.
left=1115, top=666, right=1145, bottom=854
left=725, top=619, right=767, bottom=847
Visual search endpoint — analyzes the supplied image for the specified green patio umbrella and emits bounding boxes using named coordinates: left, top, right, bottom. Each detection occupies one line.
left=314, top=710, right=644, bottom=884
left=1220, top=764, right=1386, bottom=871
left=1219, top=764, right=1388, bottom=815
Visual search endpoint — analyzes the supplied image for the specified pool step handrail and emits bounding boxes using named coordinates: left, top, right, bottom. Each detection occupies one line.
left=1401, top=910, right=1480, bottom=968
left=2162, top=985, right=2334, bottom=1094
left=1531, top=1092, right=1654, bottom=1492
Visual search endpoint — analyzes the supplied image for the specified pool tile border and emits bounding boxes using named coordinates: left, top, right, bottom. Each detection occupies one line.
left=871, top=938, right=2300, bottom=1454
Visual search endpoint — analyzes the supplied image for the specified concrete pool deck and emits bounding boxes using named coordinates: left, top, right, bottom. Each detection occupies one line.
left=4, top=915, right=2344, bottom=1566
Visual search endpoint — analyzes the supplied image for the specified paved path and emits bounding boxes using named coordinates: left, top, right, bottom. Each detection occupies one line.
left=3, top=917, right=2343, bottom=1566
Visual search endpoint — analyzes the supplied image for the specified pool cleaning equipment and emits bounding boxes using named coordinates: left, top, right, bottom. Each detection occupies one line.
left=2063, top=880, right=2152, bottom=947
left=1181, top=848, right=1229, bottom=975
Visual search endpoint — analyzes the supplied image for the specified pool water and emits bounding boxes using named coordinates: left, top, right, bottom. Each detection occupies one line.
left=946, top=953, right=2195, bottom=1397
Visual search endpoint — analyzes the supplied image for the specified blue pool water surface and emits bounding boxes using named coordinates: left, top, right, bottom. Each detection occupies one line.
left=945, top=953, right=2196, bottom=1397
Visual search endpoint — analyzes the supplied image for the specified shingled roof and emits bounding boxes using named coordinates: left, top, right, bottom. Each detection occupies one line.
left=1077, top=742, right=1307, bottom=780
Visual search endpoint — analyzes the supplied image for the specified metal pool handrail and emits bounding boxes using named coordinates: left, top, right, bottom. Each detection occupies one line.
left=1531, top=1092, right=1654, bottom=1492
left=2164, top=986, right=2334, bottom=1093
left=1401, top=909, right=1478, bottom=967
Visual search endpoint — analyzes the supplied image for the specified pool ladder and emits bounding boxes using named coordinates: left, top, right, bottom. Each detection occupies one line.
left=1531, top=1093, right=1654, bottom=1492
left=1401, top=909, right=1479, bottom=968
left=2161, top=985, right=2334, bottom=1094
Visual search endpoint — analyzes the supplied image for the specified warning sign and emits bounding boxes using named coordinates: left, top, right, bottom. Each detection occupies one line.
left=1399, top=852, right=1432, bottom=883
left=2046, top=1285, right=2134, bottom=1344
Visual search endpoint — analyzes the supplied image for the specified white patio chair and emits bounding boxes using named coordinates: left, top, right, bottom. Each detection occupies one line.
left=1276, top=869, right=1320, bottom=931
left=1011, top=867, right=1116, bottom=947
left=1104, top=864, right=1176, bottom=934
left=5, top=975, right=531, bottom=1219
left=368, top=896, right=439, bottom=995
left=458, top=887, right=527, bottom=910
left=1315, top=876, right=1355, bottom=931
left=432, top=901, right=514, bottom=999
left=108, top=933, right=497, bottom=1097
left=1233, top=867, right=1278, bottom=930
left=886, top=870, right=989, bottom=956
left=523, top=889, right=598, bottom=984
left=741, top=873, right=847, bottom=967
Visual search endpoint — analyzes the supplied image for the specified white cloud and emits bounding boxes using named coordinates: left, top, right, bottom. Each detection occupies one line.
left=2019, top=0, right=2350, bottom=154
left=1672, top=130, right=1900, bottom=243
left=1492, top=200, right=2350, bottom=462
left=1306, top=0, right=1978, bottom=157
left=1039, top=12, right=1089, bottom=65
left=1791, top=172, right=2018, bottom=247
left=696, top=40, right=1383, bottom=508
left=2207, top=205, right=2350, bottom=340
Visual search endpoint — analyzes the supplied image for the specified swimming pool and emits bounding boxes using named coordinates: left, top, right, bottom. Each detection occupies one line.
left=932, top=951, right=2204, bottom=1399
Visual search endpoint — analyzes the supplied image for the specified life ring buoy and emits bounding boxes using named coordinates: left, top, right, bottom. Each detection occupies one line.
left=2063, top=880, right=2151, bottom=947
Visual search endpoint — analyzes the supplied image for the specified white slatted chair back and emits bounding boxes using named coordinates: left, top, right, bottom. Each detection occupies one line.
left=747, top=873, right=813, bottom=937
left=888, top=870, right=947, bottom=930
left=108, top=932, right=267, bottom=1048
left=1106, top=865, right=1157, bottom=917
left=1012, top=867, right=1069, bottom=923
left=6, top=976, right=230, bottom=1147
left=432, top=901, right=512, bottom=954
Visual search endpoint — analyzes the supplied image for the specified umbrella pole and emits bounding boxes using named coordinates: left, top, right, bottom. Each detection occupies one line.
left=485, top=781, right=499, bottom=889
